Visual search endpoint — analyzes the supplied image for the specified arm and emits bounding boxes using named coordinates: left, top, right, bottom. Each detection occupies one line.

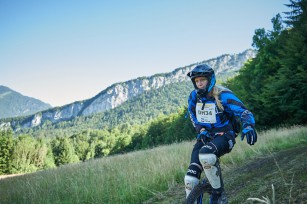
left=220, top=91, right=257, bottom=145
left=220, top=91, right=255, bottom=125
left=188, top=91, right=203, bottom=133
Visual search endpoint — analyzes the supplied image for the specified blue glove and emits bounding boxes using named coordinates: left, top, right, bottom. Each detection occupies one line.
left=197, top=130, right=209, bottom=141
left=241, top=125, right=257, bottom=145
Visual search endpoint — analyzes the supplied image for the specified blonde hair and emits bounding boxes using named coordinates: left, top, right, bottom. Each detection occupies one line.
left=208, top=86, right=224, bottom=111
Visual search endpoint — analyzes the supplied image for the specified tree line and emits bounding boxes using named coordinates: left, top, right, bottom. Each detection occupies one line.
left=0, top=108, right=195, bottom=175
left=225, top=0, right=307, bottom=127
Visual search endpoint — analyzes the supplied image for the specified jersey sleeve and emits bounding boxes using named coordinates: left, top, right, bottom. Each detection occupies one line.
left=220, top=91, right=256, bottom=127
left=188, top=91, right=203, bottom=133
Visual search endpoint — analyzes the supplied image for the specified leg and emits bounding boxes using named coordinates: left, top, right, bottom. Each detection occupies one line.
left=198, top=136, right=230, bottom=203
left=184, top=140, right=204, bottom=199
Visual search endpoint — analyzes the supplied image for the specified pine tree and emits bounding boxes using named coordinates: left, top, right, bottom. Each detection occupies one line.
left=270, top=0, right=307, bottom=124
left=226, top=0, right=307, bottom=127
left=0, top=130, right=13, bottom=174
left=51, top=137, right=79, bottom=166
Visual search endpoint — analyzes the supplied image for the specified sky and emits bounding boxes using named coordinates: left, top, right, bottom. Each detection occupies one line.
left=1, top=0, right=290, bottom=107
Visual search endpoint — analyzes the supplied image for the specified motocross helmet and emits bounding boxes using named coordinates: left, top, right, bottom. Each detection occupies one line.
left=187, top=64, right=216, bottom=96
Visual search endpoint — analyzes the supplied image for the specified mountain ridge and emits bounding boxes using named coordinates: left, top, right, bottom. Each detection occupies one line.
left=0, top=49, right=256, bottom=131
left=0, top=85, right=51, bottom=119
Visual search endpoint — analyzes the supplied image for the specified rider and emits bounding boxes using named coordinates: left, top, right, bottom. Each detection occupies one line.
left=184, top=64, right=257, bottom=204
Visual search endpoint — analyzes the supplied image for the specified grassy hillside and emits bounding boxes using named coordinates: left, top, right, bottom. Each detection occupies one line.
left=0, top=126, right=306, bottom=204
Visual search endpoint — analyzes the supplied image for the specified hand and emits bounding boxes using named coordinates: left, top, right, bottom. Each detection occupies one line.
left=241, top=126, right=257, bottom=145
left=197, top=129, right=209, bottom=141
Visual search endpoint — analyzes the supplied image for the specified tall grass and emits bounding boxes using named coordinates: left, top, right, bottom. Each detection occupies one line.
left=0, top=126, right=306, bottom=204
left=221, top=125, right=307, bottom=168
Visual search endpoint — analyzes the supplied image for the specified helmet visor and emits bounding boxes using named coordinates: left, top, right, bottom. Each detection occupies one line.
left=187, top=71, right=209, bottom=79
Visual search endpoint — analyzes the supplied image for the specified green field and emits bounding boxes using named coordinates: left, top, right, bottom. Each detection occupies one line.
left=1, top=126, right=306, bottom=204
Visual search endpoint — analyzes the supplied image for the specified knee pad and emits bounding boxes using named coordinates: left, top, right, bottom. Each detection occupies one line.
left=184, top=175, right=199, bottom=198
left=199, top=153, right=221, bottom=189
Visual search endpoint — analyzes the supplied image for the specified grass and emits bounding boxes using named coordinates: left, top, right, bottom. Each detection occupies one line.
left=0, top=125, right=306, bottom=204
left=0, top=141, right=191, bottom=204
left=247, top=184, right=276, bottom=203
left=222, top=125, right=307, bottom=166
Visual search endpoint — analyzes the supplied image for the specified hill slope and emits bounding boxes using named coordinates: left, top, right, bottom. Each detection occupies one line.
left=0, top=85, right=51, bottom=119
left=0, top=126, right=306, bottom=203
left=13, top=81, right=193, bottom=137
left=144, top=145, right=307, bottom=203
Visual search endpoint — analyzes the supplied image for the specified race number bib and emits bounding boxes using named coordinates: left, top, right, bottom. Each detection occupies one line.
left=196, top=103, right=217, bottom=123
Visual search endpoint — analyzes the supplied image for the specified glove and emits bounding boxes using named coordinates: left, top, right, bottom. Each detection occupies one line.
left=197, top=129, right=209, bottom=141
left=241, top=125, right=257, bottom=145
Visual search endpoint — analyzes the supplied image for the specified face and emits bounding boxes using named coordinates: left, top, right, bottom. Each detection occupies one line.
left=194, top=77, right=208, bottom=89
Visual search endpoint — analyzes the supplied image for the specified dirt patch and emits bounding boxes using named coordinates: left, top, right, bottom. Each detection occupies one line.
left=143, top=145, right=307, bottom=204
left=0, top=173, right=24, bottom=180
left=227, top=146, right=307, bottom=203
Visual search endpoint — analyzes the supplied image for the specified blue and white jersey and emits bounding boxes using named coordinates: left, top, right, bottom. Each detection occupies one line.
left=188, top=86, right=255, bottom=133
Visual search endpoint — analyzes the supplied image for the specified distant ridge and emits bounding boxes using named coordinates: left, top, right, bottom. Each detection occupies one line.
left=0, top=85, right=51, bottom=119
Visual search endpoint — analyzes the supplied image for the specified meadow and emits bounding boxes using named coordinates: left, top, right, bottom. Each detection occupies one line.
left=0, top=125, right=306, bottom=204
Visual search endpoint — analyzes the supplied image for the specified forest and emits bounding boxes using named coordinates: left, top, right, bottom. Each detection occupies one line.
left=0, top=0, right=306, bottom=175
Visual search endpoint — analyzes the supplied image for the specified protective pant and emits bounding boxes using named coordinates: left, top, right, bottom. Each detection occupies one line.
left=199, top=142, right=228, bottom=204
left=185, top=135, right=232, bottom=202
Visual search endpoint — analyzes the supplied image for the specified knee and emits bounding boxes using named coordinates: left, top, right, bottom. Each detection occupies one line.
left=184, top=174, right=199, bottom=186
left=199, top=143, right=218, bottom=168
left=199, top=153, right=217, bottom=168
left=184, top=175, right=199, bottom=197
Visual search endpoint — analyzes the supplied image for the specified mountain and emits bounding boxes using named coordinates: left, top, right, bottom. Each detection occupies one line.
left=0, top=49, right=256, bottom=132
left=0, top=86, right=51, bottom=119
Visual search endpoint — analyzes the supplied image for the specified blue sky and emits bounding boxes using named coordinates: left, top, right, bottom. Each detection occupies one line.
left=1, top=0, right=290, bottom=107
